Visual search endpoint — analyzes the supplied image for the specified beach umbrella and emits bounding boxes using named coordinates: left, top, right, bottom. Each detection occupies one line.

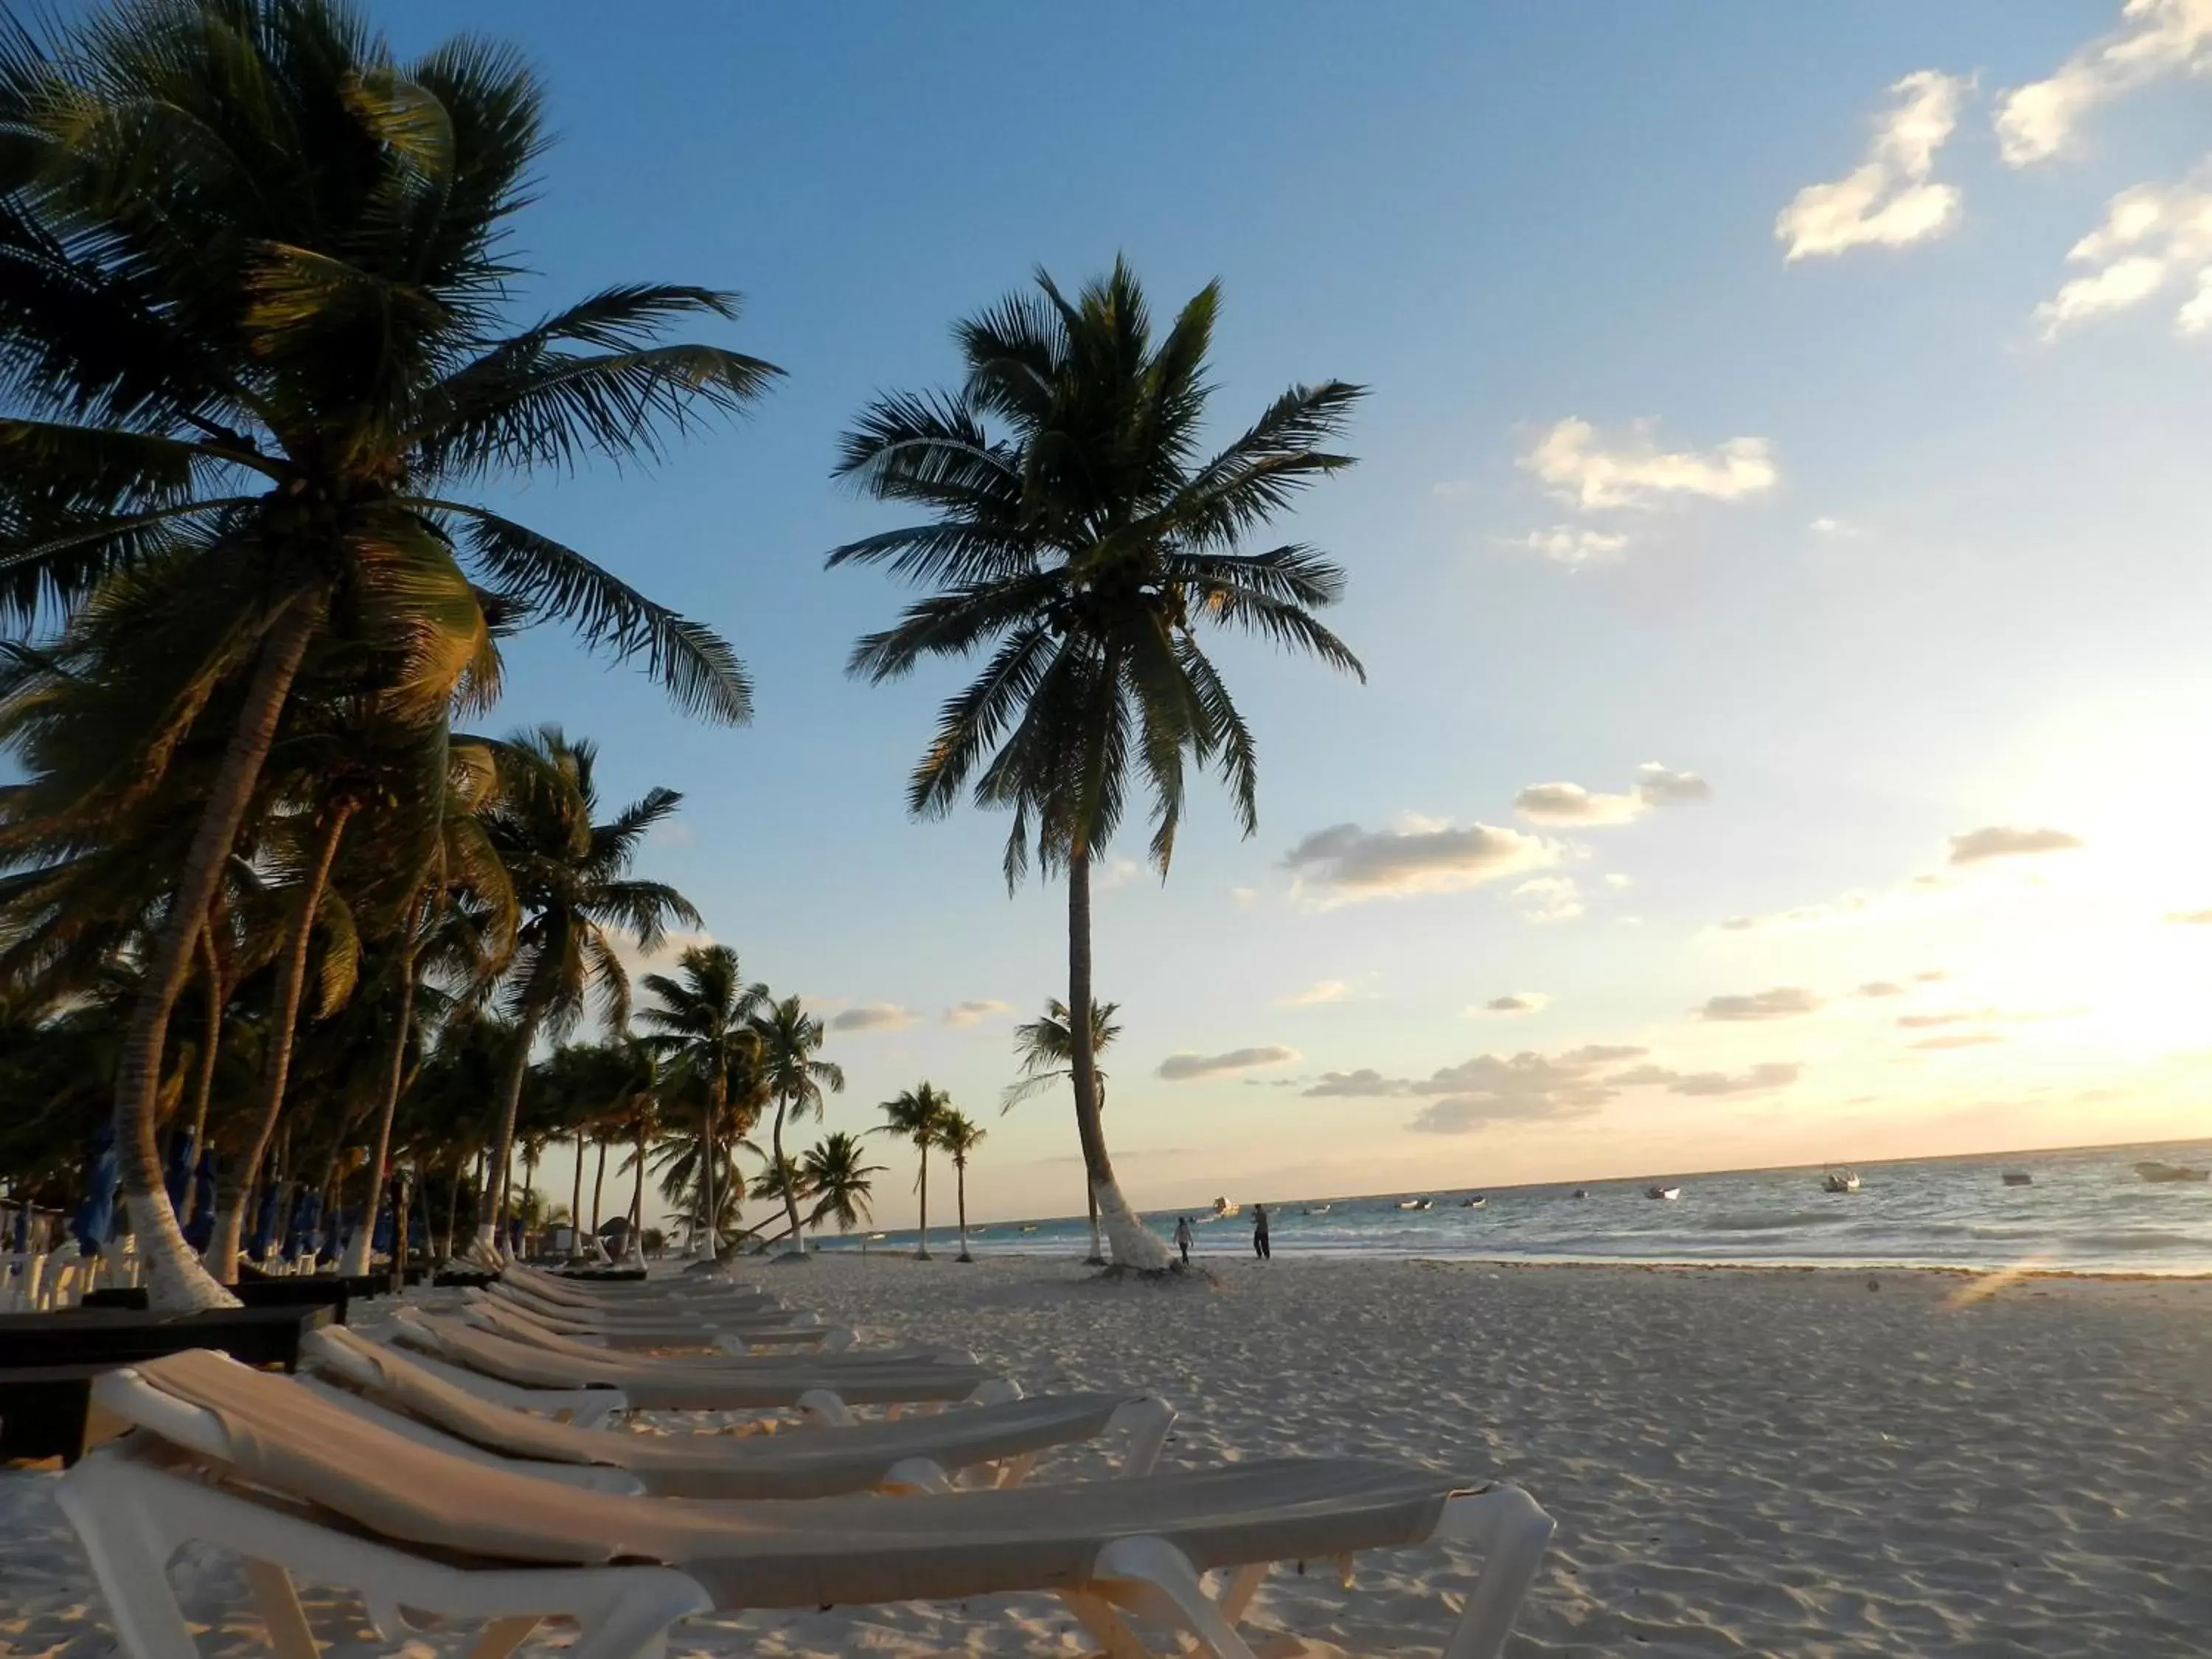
left=507, top=1217, right=523, bottom=1257
left=372, top=1199, right=395, bottom=1256
left=9, top=1203, right=27, bottom=1253
left=70, top=1124, right=119, bottom=1255
left=162, top=1127, right=195, bottom=1211
left=183, top=1152, right=218, bottom=1251
left=284, top=1189, right=322, bottom=1262
left=249, top=1182, right=285, bottom=1262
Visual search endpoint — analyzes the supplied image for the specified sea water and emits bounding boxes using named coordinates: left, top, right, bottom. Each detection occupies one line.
left=834, top=1138, right=2212, bottom=1276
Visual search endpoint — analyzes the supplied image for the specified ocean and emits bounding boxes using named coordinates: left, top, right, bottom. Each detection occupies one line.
left=834, top=1138, right=2212, bottom=1276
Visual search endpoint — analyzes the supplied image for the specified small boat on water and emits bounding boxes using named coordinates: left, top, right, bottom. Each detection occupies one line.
left=1645, top=1185, right=1681, bottom=1201
left=1018, top=1222, right=1042, bottom=1233
left=2135, top=1161, right=2211, bottom=1183
left=1571, top=1187, right=1588, bottom=1199
left=1304, top=1203, right=1332, bottom=1215
left=2001, top=1172, right=2034, bottom=1187
left=1397, top=1197, right=1433, bottom=1211
left=1211, top=1196, right=1241, bottom=1219
left=1461, top=1195, right=1487, bottom=1208
left=1822, top=1168, right=1861, bottom=1194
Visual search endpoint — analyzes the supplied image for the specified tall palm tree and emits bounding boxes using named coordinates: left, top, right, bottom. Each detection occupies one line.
left=1004, top=996, right=1121, bottom=1262
left=830, top=261, right=1363, bottom=1270
left=799, top=1132, right=883, bottom=1237
left=638, top=944, right=765, bottom=1263
left=0, top=0, right=775, bottom=1308
left=873, top=1082, right=952, bottom=1261
left=750, top=995, right=843, bottom=1256
left=472, top=727, right=695, bottom=1256
left=934, top=1109, right=987, bottom=1264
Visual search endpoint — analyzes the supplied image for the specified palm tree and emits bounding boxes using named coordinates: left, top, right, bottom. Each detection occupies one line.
left=873, top=1082, right=952, bottom=1261
left=934, top=1109, right=987, bottom=1263
left=830, top=261, right=1363, bottom=1271
left=472, top=728, right=696, bottom=1257
left=750, top=996, right=844, bottom=1256
left=639, top=944, right=765, bottom=1262
left=0, top=0, right=776, bottom=1309
left=799, top=1132, right=883, bottom=1237
left=1004, top=996, right=1121, bottom=1262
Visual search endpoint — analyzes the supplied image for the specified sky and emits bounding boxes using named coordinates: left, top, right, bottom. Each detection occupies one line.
left=338, top=1, right=2212, bottom=1232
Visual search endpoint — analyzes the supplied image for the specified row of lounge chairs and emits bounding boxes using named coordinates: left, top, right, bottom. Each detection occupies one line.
left=55, top=1260, right=1555, bottom=1659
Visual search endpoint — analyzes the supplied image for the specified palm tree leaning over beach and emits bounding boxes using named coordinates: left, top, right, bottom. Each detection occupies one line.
left=874, top=1082, right=952, bottom=1260
left=800, top=1132, right=884, bottom=1237
left=832, top=259, right=1364, bottom=1270
left=935, top=1109, right=987, bottom=1263
left=639, top=944, right=766, bottom=1263
left=751, top=996, right=844, bottom=1255
left=1004, top=998, right=1121, bottom=1262
left=0, top=0, right=773, bottom=1308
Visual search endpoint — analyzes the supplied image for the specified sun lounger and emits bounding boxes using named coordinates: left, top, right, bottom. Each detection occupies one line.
left=481, top=1277, right=790, bottom=1329
left=305, top=1327, right=1173, bottom=1496
left=456, top=1298, right=911, bottom=1366
left=501, top=1262, right=770, bottom=1309
left=61, top=1350, right=1552, bottom=1659
left=465, top=1289, right=853, bottom=1354
left=394, top=1310, right=999, bottom=1412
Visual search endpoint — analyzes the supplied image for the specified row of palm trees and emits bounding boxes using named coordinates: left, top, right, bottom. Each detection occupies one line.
left=0, top=0, right=1365, bottom=1298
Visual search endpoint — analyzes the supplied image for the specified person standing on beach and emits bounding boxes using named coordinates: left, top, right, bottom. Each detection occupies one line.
left=1173, top=1215, right=1193, bottom=1264
left=1252, top=1203, right=1271, bottom=1259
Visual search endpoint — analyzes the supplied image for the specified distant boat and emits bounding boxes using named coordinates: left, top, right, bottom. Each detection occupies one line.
left=1571, top=1188, right=1588, bottom=1200
left=2134, top=1161, right=2211, bottom=1183
left=2001, top=1172, right=2034, bottom=1187
left=1305, top=1203, right=1332, bottom=1215
left=1018, top=1223, right=1041, bottom=1233
left=1822, top=1169, right=1861, bottom=1194
left=1460, top=1195, right=1487, bottom=1208
left=1211, top=1196, right=1241, bottom=1219
left=1645, top=1185, right=1681, bottom=1201
left=1397, top=1197, right=1432, bottom=1211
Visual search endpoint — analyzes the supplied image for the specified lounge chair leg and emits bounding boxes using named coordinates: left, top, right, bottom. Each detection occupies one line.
left=1427, top=1485, right=1556, bottom=1659
left=1110, top=1397, right=1175, bottom=1477
left=54, top=1462, right=199, bottom=1659
left=1215, top=1564, right=1266, bottom=1626
left=1092, top=1537, right=1259, bottom=1659
left=880, top=1457, right=953, bottom=1494
left=1058, top=1590, right=1155, bottom=1659
left=242, top=1559, right=320, bottom=1659
left=465, top=1614, right=542, bottom=1659
left=993, top=1451, right=1037, bottom=1489
left=793, top=1388, right=855, bottom=1427
left=818, top=1326, right=855, bottom=1352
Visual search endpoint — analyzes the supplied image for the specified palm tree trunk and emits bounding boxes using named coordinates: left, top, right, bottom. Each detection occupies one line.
left=914, top=1146, right=931, bottom=1259
left=700, top=1078, right=722, bottom=1262
left=206, top=799, right=356, bottom=1283
left=771, top=1094, right=804, bottom=1255
left=1068, top=846, right=1170, bottom=1270
left=473, top=1006, right=543, bottom=1257
left=442, top=1161, right=464, bottom=1261
left=117, top=592, right=321, bottom=1312
left=956, top=1161, right=972, bottom=1262
left=177, top=925, right=224, bottom=1228
left=341, top=939, right=419, bottom=1276
left=630, top=1117, right=647, bottom=1265
left=591, top=1137, right=608, bottom=1240
left=568, top=1133, right=585, bottom=1259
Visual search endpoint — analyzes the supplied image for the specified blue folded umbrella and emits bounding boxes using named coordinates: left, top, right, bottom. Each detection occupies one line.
left=71, top=1124, right=119, bottom=1255
left=162, top=1126, right=195, bottom=1210
left=372, top=1200, right=395, bottom=1254
left=507, top=1217, right=523, bottom=1256
left=182, top=1151, right=218, bottom=1252
left=10, top=1202, right=29, bottom=1253
left=249, top=1182, right=285, bottom=1262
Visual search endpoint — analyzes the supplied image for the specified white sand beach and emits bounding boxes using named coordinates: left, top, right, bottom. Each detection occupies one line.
left=4, top=1255, right=2209, bottom=1658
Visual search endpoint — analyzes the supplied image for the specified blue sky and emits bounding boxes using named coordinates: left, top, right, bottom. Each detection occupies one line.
left=355, top=2, right=2212, bottom=1228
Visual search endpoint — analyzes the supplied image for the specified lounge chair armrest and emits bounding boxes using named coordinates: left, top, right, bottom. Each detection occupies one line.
left=1106, top=1397, right=1176, bottom=1476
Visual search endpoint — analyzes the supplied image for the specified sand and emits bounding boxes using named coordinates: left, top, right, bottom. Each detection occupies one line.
left=3, top=1253, right=2209, bottom=1658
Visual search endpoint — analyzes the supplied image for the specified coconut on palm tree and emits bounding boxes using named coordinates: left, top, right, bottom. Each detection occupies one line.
left=1004, top=997, right=1121, bottom=1262
left=934, top=1109, right=987, bottom=1263
left=471, top=727, right=696, bottom=1259
left=799, top=1132, right=884, bottom=1237
left=750, top=995, right=844, bottom=1256
left=638, top=944, right=765, bottom=1262
left=873, top=1082, right=952, bottom=1260
left=0, top=0, right=775, bottom=1308
left=832, top=260, right=1363, bottom=1270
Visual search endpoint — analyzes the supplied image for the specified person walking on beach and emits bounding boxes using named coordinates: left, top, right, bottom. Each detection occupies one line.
left=1252, top=1203, right=1271, bottom=1259
left=1173, top=1215, right=1193, bottom=1265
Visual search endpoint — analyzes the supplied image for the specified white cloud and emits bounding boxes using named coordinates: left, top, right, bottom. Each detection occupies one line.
left=1503, top=525, right=1631, bottom=566
left=2167, top=907, right=2212, bottom=924
left=1997, top=0, right=2212, bottom=167
left=2035, top=173, right=2212, bottom=338
left=1158, top=1046, right=1298, bottom=1081
left=1282, top=818, right=1559, bottom=906
left=942, top=999, right=1011, bottom=1029
left=1857, top=980, right=1907, bottom=998
left=1513, top=875, right=1585, bottom=924
left=1602, top=872, right=1634, bottom=891
left=1304, top=1043, right=1652, bottom=1131
left=1521, top=418, right=1778, bottom=513
left=1279, top=979, right=1352, bottom=1007
left=1093, top=858, right=1145, bottom=891
left=831, top=1002, right=919, bottom=1033
left=1776, top=71, right=1968, bottom=260
left=1471, top=992, right=1550, bottom=1016
left=1513, top=763, right=1709, bottom=827
left=647, top=820, right=697, bottom=849
left=1910, top=1031, right=2006, bottom=1051
left=608, top=928, right=717, bottom=984
left=1230, top=886, right=1259, bottom=908
left=1809, top=515, right=1854, bottom=537
left=1700, top=987, right=1825, bottom=1022
left=1947, top=825, right=2084, bottom=864
left=1611, top=1062, right=1804, bottom=1097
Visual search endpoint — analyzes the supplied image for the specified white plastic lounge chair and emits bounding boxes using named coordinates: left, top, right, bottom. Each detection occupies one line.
left=305, top=1326, right=1175, bottom=1496
left=503, top=1263, right=770, bottom=1309
left=61, top=1351, right=1554, bottom=1659
left=394, top=1311, right=1001, bottom=1411
left=481, top=1276, right=789, bottom=1328
left=457, top=1298, right=926, bottom=1366
left=465, top=1289, right=855, bottom=1354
